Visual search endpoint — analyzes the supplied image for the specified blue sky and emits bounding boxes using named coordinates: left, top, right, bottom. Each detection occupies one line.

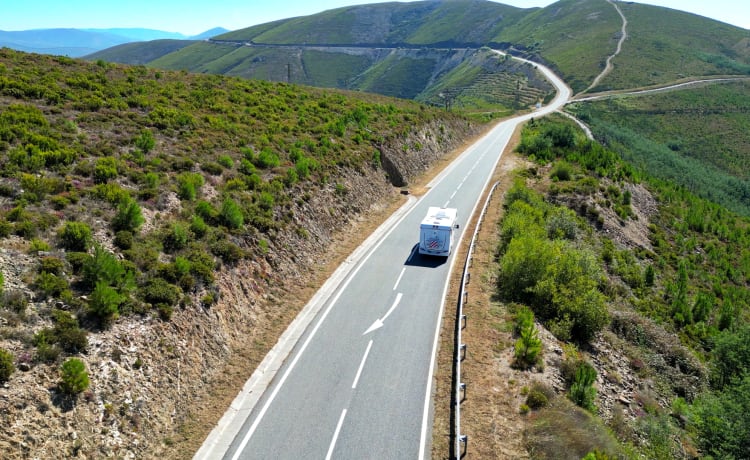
left=0, top=1, right=747, bottom=35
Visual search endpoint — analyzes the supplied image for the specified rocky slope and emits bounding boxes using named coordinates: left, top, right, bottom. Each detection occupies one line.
left=0, top=115, right=482, bottom=459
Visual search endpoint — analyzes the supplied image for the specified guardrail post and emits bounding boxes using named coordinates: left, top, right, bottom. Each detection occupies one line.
left=460, top=343, right=467, bottom=361
left=461, top=314, right=467, bottom=330
left=459, top=382, right=466, bottom=402
left=459, top=435, right=468, bottom=458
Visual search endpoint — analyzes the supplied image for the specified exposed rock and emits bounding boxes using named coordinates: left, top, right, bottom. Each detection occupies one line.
left=0, top=119, right=479, bottom=459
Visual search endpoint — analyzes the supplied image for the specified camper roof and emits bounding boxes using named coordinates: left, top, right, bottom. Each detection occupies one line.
left=420, top=207, right=457, bottom=228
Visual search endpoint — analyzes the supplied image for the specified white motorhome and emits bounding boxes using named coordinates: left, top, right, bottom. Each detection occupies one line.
left=419, top=207, right=459, bottom=257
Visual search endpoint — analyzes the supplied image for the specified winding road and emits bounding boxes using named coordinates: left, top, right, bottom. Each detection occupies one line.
left=194, top=53, right=570, bottom=460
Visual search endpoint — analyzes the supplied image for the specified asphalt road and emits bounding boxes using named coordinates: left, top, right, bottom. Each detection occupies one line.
left=196, top=52, right=570, bottom=460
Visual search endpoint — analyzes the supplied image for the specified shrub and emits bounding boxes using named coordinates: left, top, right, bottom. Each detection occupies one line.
left=93, top=157, right=118, bottom=184
left=112, top=197, right=144, bottom=233
left=253, top=148, right=280, bottom=169
left=33, top=272, right=69, bottom=299
left=195, top=200, right=217, bottom=223
left=39, top=256, right=65, bottom=275
left=82, top=244, right=133, bottom=291
left=550, top=161, right=573, bottom=181
left=211, top=239, right=245, bottom=264
left=220, top=198, right=244, bottom=229
left=141, top=277, right=180, bottom=307
left=2, top=290, right=29, bottom=314
left=33, top=332, right=61, bottom=363
left=190, top=215, right=208, bottom=238
left=0, top=348, right=15, bottom=382
left=58, top=221, right=92, bottom=251
left=59, top=358, right=89, bottom=394
left=569, top=361, right=597, bottom=412
left=162, top=222, right=189, bottom=253
left=176, top=172, right=204, bottom=201
left=526, top=381, right=555, bottom=410
left=217, top=155, right=233, bottom=168
left=526, top=387, right=550, bottom=410
left=89, top=281, right=122, bottom=323
left=50, top=309, right=88, bottom=353
left=201, top=162, right=224, bottom=176
left=29, top=238, right=51, bottom=252
left=65, top=251, right=90, bottom=273
left=134, top=129, right=155, bottom=153
left=113, top=230, right=134, bottom=250
left=513, top=322, right=542, bottom=369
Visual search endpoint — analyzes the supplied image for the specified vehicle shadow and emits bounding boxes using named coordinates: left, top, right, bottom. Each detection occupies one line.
left=404, top=243, right=447, bottom=268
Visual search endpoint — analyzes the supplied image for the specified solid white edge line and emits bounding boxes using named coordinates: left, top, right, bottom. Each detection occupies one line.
left=352, top=340, right=374, bottom=389
left=416, top=49, right=571, bottom=459
left=326, top=409, right=348, bottom=460
left=418, top=122, right=516, bottom=460
left=393, top=267, right=406, bottom=291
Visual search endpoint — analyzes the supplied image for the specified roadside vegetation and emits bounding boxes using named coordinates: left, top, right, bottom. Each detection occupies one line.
left=493, top=116, right=749, bottom=458
left=569, top=80, right=750, bottom=216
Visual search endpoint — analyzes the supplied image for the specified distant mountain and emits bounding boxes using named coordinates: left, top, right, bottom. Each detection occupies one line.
left=87, top=0, right=749, bottom=110
left=0, top=27, right=229, bottom=57
left=85, top=39, right=198, bottom=65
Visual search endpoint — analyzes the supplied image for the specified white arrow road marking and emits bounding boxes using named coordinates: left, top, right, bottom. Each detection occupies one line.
left=364, top=293, right=403, bottom=335
left=393, top=267, right=406, bottom=291
left=352, top=340, right=373, bottom=389
left=326, top=409, right=347, bottom=460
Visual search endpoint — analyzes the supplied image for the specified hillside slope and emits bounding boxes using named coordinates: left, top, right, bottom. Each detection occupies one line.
left=0, top=48, right=483, bottom=459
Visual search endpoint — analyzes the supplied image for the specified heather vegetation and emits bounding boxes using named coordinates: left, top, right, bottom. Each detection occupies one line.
left=502, top=117, right=750, bottom=459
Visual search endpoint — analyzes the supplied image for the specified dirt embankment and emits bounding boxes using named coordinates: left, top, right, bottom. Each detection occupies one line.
left=0, top=118, right=483, bottom=459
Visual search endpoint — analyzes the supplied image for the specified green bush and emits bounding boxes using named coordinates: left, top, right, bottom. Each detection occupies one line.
left=690, top=375, right=750, bottom=459
left=190, top=215, right=208, bottom=238
left=514, top=322, right=543, bottom=369
left=217, top=155, right=233, bottom=168
left=569, top=361, right=597, bottom=412
left=112, top=197, right=144, bottom=233
left=253, top=147, right=280, bottom=169
left=58, top=221, right=92, bottom=251
left=220, top=198, right=244, bottom=229
left=89, top=281, right=122, bottom=323
left=50, top=309, right=88, bottom=353
left=29, top=238, right=51, bottom=252
left=162, top=222, right=190, bottom=253
left=39, top=256, right=65, bottom=275
left=201, top=161, right=224, bottom=176
left=59, top=358, right=89, bottom=394
left=176, top=172, right=204, bottom=201
left=141, top=277, right=180, bottom=307
left=113, top=230, right=134, bottom=250
left=33, top=272, right=69, bottom=299
left=82, top=244, right=133, bottom=291
left=526, top=386, right=550, bottom=410
left=65, top=251, right=90, bottom=273
left=550, top=161, right=573, bottom=181
left=33, top=331, right=61, bottom=363
left=134, top=129, right=155, bottom=153
left=93, top=157, right=118, bottom=184
left=0, top=348, right=15, bottom=382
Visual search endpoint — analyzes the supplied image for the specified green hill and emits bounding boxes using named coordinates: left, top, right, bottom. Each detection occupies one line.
left=89, top=0, right=749, bottom=113
left=0, top=47, right=482, bottom=456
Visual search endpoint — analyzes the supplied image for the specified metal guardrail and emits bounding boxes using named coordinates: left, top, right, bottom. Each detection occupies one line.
left=453, top=181, right=500, bottom=459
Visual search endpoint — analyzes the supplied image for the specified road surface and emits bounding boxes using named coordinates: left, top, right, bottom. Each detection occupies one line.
left=196, top=52, right=570, bottom=460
